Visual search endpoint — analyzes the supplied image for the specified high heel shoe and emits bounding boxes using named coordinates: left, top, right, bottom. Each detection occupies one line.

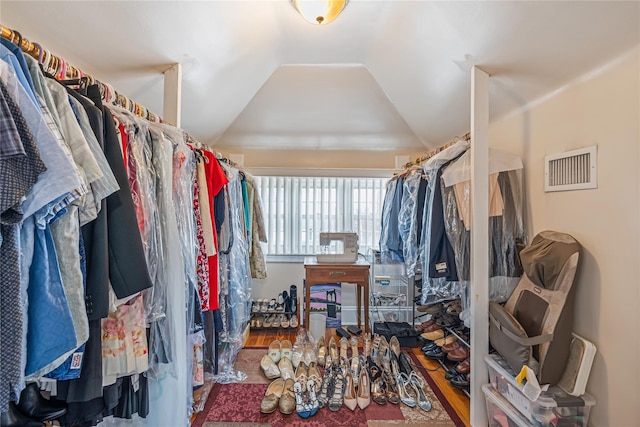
left=293, top=381, right=312, bottom=418
left=378, top=336, right=391, bottom=372
left=328, top=366, right=345, bottom=412
left=349, top=336, right=359, bottom=359
left=367, top=356, right=387, bottom=405
left=328, top=336, right=339, bottom=363
left=356, top=365, right=371, bottom=410
left=316, top=335, right=326, bottom=367
left=395, top=372, right=416, bottom=408
left=409, top=371, right=432, bottom=411
left=383, top=369, right=400, bottom=405
left=363, top=334, right=372, bottom=358
left=339, top=337, right=349, bottom=360
left=389, top=335, right=401, bottom=359
left=306, top=379, right=320, bottom=416
left=317, top=364, right=333, bottom=408
left=343, top=370, right=357, bottom=411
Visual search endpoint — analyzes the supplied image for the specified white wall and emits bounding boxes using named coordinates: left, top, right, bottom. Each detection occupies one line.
left=489, top=48, right=640, bottom=426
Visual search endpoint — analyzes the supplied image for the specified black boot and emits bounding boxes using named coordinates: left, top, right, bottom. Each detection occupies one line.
left=17, top=382, right=67, bottom=421
left=1, top=402, right=44, bottom=427
left=289, top=284, right=297, bottom=314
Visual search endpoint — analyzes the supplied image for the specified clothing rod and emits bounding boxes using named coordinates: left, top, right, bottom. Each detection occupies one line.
left=403, top=132, right=471, bottom=169
left=0, top=24, right=162, bottom=123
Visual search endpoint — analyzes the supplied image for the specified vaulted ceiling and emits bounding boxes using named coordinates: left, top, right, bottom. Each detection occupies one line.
left=2, top=1, right=638, bottom=151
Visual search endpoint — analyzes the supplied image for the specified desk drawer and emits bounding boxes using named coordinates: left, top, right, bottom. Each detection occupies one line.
left=305, top=267, right=368, bottom=283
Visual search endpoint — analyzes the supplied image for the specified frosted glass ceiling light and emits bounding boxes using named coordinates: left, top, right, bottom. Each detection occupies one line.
left=291, top=0, right=349, bottom=25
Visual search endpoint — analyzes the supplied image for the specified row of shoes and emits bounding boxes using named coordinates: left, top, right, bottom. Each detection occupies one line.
left=417, top=319, right=471, bottom=391
left=250, top=313, right=298, bottom=329
left=1, top=383, right=68, bottom=427
left=252, top=285, right=298, bottom=314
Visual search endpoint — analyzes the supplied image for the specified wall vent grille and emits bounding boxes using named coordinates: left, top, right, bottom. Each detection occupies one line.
left=545, top=146, right=597, bottom=192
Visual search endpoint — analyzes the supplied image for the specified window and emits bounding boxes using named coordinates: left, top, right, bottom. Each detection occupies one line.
left=255, top=176, right=388, bottom=256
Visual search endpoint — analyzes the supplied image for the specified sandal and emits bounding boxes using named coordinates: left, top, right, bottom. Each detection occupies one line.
left=409, top=371, right=432, bottom=411
left=317, top=364, right=333, bottom=408
left=263, top=314, right=274, bottom=328
left=395, top=372, right=416, bottom=408
left=306, top=379, right=320, bottom=416
left=367, top=356, right=387, bottom=405
left=339, top=337, right=348, bottom=360
left=294, top=381, right=311, bottom=418
left=272, top=314, right=281, bottom=328
left=328, top=366, right=345, bottom=411
left=316, top=335, right=326, bottom=366
left=290, top=314, right=298, bottom=328
left=255, top=314, right=264, bottom=328
left=281, top=314, right=290, bottom=328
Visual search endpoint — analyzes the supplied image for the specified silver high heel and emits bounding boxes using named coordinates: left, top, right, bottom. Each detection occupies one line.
left=409, top=371, right=432, bottom=411
left=395, top=372, right=416, bottom=408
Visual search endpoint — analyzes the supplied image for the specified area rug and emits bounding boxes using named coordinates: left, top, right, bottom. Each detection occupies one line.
left=193, top=346, right=464, bottom=427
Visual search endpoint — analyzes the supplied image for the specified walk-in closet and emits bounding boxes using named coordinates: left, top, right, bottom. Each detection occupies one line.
left=1, top=2, right=638, bottom=426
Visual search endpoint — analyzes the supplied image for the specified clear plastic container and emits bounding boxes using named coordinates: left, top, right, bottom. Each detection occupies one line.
left=485, top=353, right=595, bottom=427
left=483, top=384, right=531, bottom=427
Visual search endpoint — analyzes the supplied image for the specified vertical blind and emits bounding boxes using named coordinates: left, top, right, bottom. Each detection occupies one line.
left=255, top=176, right=388, bottom=256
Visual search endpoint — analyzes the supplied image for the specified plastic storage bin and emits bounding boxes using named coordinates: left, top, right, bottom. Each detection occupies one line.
left=483, top=384, right=530, bottom=427
left=485, top=353, right=595, bottom=427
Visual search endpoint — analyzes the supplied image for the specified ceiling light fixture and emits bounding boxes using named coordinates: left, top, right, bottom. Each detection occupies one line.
left=291, top=0, right=349, bottom=25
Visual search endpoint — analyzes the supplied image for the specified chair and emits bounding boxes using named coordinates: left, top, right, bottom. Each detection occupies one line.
left=489, top=230, right=581, bottom=385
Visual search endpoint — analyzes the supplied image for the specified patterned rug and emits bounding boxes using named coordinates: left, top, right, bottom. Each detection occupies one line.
left=193, top=347, right=465, bottom=427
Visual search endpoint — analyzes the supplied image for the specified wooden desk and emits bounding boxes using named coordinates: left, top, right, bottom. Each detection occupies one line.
left=303, top=257, right=371, bottom=334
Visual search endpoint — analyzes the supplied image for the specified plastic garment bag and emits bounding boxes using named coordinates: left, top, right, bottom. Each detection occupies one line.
left=97, top=126, right=191, bottom=427
left=110, top=106, right=165, bottom=325
left=399, top=169, right=422, bottom=277
left=379, top=178, right=398, bottom=261
left=215, top=164, right=252, bottom=384
left=440, top=148, right=527, bottom=304
left=419, top=140, right=470, bottom=301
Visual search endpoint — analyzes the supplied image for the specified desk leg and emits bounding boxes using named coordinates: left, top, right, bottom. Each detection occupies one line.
left=305, top=281, right=312, bottom=330
left=363, top=281, right=369, bottom=334
left=356, top=283, right=362, bottom=332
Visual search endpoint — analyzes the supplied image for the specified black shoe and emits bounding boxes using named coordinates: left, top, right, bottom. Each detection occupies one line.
left=444, top=367, right=459, bottom=380
left=1, top=402, right=44, bottom=427
left=398, top=352, right=413, bottom=376
left=17, top=382, right=67, bottom=421
left=423, top=346, right=446, bottom=359
left=421, top=342, right=438, bottom=352
left=450, top=374, right=470, bottom=389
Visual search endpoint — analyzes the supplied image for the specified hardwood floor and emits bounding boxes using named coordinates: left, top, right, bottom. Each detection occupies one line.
left=244, top=327, right=471, bottom=426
